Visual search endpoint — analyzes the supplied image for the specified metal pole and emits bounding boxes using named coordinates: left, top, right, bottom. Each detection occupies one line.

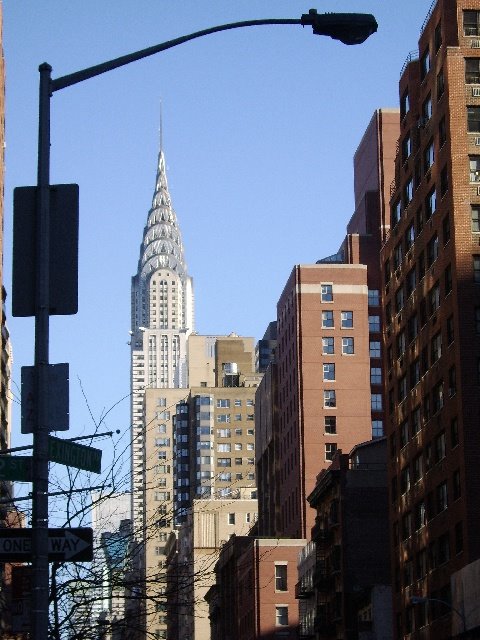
left=31, top=61, right=52, bottom=640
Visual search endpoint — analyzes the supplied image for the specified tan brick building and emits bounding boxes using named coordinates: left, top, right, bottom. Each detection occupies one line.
left=381, top=1, right=480, bottom=636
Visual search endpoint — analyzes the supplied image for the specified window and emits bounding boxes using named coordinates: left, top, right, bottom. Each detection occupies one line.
left=393, top=242, right=403, bottom=270
left=402, top=134, right=412, bottom=163
left=401, top=89, right=410, bottom=120
left=371, top=394, right=382, bottom=411
left=325, top=416, right=336, bottom=434
left=425, top=187, right=437, bottom=219
left=155, top=438, right=170, bottom=447
left=453, top=469, right=462, bottom=501
left=325, top=443, right=337, bottom=461
left=412, top=406, right=421, bottom=435
left=435, top=21, right=442, bottom=51
left=217, top=428, right=231, bottom=438
left=397, top=330, right=406, bottom=357
left=421, top=47, right=430, bottom=80
left=439, top=116, right=447, bottom=147
left=406, top=268, right=417, bottom=297
left=342, top=337, right=354, bottom=355
left=410, top=359, right=420, bottom=388
left=400, top=420, right=409, bottom=448
left=404, top=177, right=414, bottom=206
left=234, top=399, right=242, bottom=407
left=322, top=337, right=334, bottom=354
left=429, top=282, right=440, bottom=315
left=395, top=286, right=405, bottom=313
left=474, top=255, right=480, bottom=283
left=217, top=443, right=231, bottom=452
left=372, top=420, right=383, bottom=437
left=322, top=310, right=334, bottom=328
left=234, top=443, right=242, bottom=451
left=405, top=222, right=415, bottom=250
left=228, top=513, right=236, bottom=525
left=446, top=315, right=454, bottom=345
left=427, top=233, right=439, bottom=266
left=275, top=606, right=288, bottom=627
left=368, top=289, right=380, bottom=306
left=217, top=399, right=230, bottom=408
left=391, top=199, right=402, bottom=227
left=465, top=58, right=480, bottom=89
left=275, top=564, right=287, bottom=591
left=464, top=10, right=480, bottom=36
left=443, top=213, right=451, bottom=245
left=437, top=68, right=445, bottom=100
left=431, top=332, right=442, bottom=363
left=369, top=341, right=381, bottom=358
left=440, top=165, right=449, bottom=197
left=246, top=443, right=254, bottom=451
left=369, top=315, right=380, bottom=333
left=218, top=458, right=231, bottom=467
left=401, top=466, right=411, bottom=494
left=422, top=94, right=432, bottom=121
left=398, top=376, right=407, bottom=402
left=324, top=390, right=336, bottom=408
left=217, top=414, right=231, bottom=423
left=414, top=502, right=426, bottom=532
left=436, top=481, right=448, bottom=513
left=321, top=284, right=333, bottom=302
left=341, top=311, right=353, bottom=328
left=246, top=399, right=254, bottom=407
left=472, top=206, right=480, bottom=232
left=445, top=264, right=452, bottom=295
left=371, top=367, right=382, bottom=384
left=435, top=431, right=446, bottom=462
left=407, top=313, right=418, bottom=342
left=424, top=140, right=435, bottom=173
left=219, top=472, right=232, bottom=482
left=433, top=381, right=444, bottom=415
left=413, top=455, right=424, bottom=483
left=451, top=417, right=459, bottom=448
left=323, top=363, right=335, bottom=381
left=417, top=208, right=424, bottom=235
left=468, top=106, right=480, bottom=132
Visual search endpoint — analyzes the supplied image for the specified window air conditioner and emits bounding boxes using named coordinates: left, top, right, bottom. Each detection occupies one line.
left=475, top=137, right=480, bottom=145
left=471, top=39, right=480, bottom=48
left=473, top=87, right=480, bottom=97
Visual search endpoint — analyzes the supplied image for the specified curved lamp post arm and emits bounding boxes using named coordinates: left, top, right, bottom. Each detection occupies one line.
left=51, top=18, right=301, bottom=92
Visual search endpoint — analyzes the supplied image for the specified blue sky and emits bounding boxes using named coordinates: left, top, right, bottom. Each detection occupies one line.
left=3, top=1, right=434, bottom=452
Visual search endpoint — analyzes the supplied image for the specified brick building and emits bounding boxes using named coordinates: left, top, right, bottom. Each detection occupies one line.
left=381, top=0, right=480, bottom=636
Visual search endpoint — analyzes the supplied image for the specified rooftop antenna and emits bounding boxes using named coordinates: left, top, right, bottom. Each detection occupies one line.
left=159, top=99, right=163, bottom=153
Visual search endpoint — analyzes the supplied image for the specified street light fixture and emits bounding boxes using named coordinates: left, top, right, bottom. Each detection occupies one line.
left=12, top=10, right=377, bottom=640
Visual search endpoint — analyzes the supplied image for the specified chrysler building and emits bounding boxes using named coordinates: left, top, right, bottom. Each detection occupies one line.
left=130, top=147, right=194, bottom=529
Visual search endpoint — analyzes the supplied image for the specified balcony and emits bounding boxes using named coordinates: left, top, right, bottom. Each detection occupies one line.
left=295, top=581, right=314, bottom=600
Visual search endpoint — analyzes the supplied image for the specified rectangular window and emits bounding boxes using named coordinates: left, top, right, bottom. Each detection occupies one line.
left=431, top=332, right=442, bottom=363
left=369, top=315, right=380, bottom=332
left=422, top=94, right=432, bottom=121
left=395, top=286, right=405, bottom=313
left=421, top=48, right=430, bottom=79
left=322, top=337, right=334, bottom=354
left=216, top=428, right=231, bottom=438
left=275, top=606, right=288, bottom=627
left=217, top=443, right=231, bottom=452
left=371, top=367, right=382, bottom=384
left=369, top=340, right=381, bottom=358
left=468, top=106, right=480, bottom=132
left=322, top=310, right=334, bottom=328
left=432, top=381, right=444, bottom=414
left=429, top=282, right=440, bottom=315
left=217, top=414, right=231, bottom=423
left=321, top=283, right=333, bottom=302
left=439, top=116, right=447, bottom=147
left=436, top=481, right=448, bottom=513
left=325, top=443, right=337, bottom=461
left=275, top=565, right=288, bottom=591
left=228, top=513, right=236, bottom=525
left=401, top=135, right=412, bottom=164
left=325, top=416, right=336, bottom=434
left=342, top=337, right=354, bottom=355
left=406, top=268, right=417, bottom=297
left=405, top=222, right=415, bottom=250
left=407, top=313, right=418, bottom=342
left=324, top=390, right=336, bottom=408
left=464, top=10, right=480, bottom=35
left=372, top=420, right=383, bottom=437
left=401, top=89, right=410, bottom=120
left=341, top=311, right=353, bottom=328
left=472, top=206, right=480, bottom=232
left=393, top=243, right=403, bottom=270
left=474, top=255, right=480, bottom=283
left=440, top=165, right=449, bottom=197
left=368, top=289, right=380, bottom=306
left=404, top=177, right=414, bottom=206
left=445, top=264, right=452, bottom=295
left=217, top=458, right=231, bottom=467
left=466, top=58, right=480, bottom=84
left=424, top=140, right=435, bottom=173
left=323, top=363, right=335, bottom=381
left=371, top=394, right=382, bottom=411
left=437, top=68, right=445, bottom=100
left=217, top=399, right=230, bottom=408
left=425, top=187, right=437, bottom=219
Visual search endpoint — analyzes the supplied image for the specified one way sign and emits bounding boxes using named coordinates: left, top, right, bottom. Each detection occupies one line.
left=0, top=528, right=93, bottom=562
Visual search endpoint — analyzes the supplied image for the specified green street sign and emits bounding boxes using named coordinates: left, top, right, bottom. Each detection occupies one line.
left=48, top=436, right=102, bottom=474
left=0, top=456, right=33, bottom=481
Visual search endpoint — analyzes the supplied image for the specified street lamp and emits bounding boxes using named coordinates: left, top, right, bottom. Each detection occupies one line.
left=12, top=10, right=377, bottom=640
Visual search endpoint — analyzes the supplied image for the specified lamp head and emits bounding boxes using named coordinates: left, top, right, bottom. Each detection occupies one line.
left=301, top=9, right=378, bottom=45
